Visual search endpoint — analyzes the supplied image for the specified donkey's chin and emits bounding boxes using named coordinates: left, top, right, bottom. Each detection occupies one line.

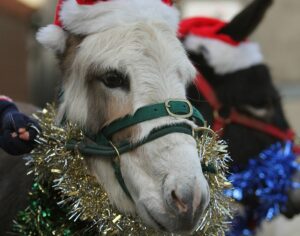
left=135, top=194, right=209, bottom=233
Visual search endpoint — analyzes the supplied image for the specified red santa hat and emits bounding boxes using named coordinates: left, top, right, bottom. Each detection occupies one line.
left=37, top=0, right=177, bottom=53
left=178, top=17, right=241, bottom=46
left=178, top=17, right=263, bottom=74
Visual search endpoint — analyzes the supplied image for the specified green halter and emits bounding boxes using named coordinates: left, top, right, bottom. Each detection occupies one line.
left=66, top=99, right=206, bottom=199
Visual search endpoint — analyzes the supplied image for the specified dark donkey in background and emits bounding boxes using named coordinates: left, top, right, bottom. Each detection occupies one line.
left=181, top=0, right=300, bottom=225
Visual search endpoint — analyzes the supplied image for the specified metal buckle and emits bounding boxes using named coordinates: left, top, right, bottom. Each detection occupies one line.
left=165, top=99, right=193, bottom=119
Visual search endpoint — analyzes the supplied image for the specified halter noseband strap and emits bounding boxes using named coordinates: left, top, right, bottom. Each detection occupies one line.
left=102, top=99, right=204, bottom=138
left=66, top=100, right=206, bottom=199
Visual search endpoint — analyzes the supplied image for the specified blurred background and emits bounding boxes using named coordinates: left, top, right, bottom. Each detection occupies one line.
left=0, top=0, right=299, bottom=234
left=0, top=0, right=299, bottom=132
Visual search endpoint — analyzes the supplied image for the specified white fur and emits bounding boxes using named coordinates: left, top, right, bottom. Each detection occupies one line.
left=36, top=24, right=68, bottom=53
left=184, top=35, right=264, bottom=74
left=59, top=78, right=89, bottom=126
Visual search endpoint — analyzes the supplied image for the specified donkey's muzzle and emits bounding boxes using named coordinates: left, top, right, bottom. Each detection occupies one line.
left=163, top=174, right=209, bottom=232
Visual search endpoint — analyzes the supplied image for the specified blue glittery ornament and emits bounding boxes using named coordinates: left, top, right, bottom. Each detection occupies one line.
left=226, top=141, right=300, bottom=236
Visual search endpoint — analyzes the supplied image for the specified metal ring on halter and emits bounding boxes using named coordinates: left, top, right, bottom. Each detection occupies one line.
left=193, top=126, right=217, bottom=142
left=109, top=141, right=121, bottom=163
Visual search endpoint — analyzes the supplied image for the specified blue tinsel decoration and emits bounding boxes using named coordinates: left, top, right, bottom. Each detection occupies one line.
left=226, top=141, right=300, bottom=236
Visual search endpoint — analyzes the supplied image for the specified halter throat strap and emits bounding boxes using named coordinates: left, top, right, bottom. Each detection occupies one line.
left=67, top=123, right=196, bottom=157
left=194, top=74, right=296, bottom=142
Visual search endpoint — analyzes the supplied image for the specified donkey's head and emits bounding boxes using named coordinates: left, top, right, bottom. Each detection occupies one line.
left=37, top=0, right=209, bottom=233
left=181, top=0, right=291, bottom=167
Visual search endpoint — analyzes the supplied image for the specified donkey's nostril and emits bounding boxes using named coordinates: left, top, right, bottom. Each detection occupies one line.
left=162, top=174, right=209, bottom=232
left=171, top=190, right=188, bottom=213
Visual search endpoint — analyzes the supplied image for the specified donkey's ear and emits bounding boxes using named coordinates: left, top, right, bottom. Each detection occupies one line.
left=218, top=0, right=273, bottom=41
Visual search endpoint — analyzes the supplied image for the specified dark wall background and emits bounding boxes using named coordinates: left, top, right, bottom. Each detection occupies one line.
left=0, top=0, right=32, bottom=102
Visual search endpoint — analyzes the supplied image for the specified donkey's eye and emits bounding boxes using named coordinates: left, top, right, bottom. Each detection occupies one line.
left=101, top=70, right=129, bottom=89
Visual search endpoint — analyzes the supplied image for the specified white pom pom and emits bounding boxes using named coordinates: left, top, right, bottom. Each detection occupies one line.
left=36, top=24, right=68, bottom=53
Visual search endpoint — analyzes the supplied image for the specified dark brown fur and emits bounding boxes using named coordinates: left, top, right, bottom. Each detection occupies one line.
left=58, top=34, right=85, bottom=77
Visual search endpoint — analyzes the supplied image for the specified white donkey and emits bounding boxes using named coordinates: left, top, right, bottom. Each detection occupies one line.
left=35, top=0, right=209, bottom=233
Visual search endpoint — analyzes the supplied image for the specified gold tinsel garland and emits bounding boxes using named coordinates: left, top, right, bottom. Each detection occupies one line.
left=17, top=104, right=233, bottom=235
